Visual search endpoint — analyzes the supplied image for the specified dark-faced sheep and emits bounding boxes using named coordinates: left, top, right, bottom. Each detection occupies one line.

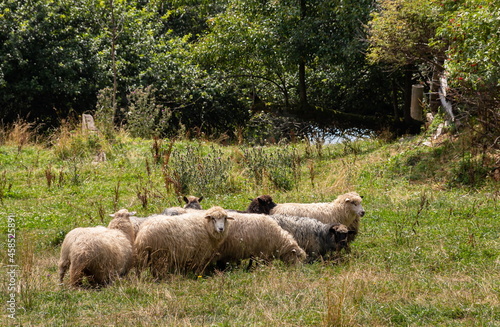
left=270, top=192, right=365, bottom=245
left=215, top=212, right=306, bottom=270
left=245, top=195, right=277, bottom=214
left=270, top=214, right=355, bottom=261
left=58, top=209, right=136, bottom=288
left=226, top=195, right=277, bottom=214
left=135, top=206, right=233, bottom=278
left=183, top=195, right=203, bottom=209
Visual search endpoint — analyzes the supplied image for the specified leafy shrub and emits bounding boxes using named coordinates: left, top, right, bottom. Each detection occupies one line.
left=94, top=87, right=116, bottom=141
left=52, top=123, right=108, bottom=161
left=241, top=144, right=301, bottom=191
left=165, top=143, right=232, bottom=196
left=449, top=153, right=489, bottom=187
left=125, top=85, right=171, bottom=139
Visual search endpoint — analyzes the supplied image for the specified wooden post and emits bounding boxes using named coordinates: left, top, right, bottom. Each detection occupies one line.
left=410, top=84, right=424, bottom=122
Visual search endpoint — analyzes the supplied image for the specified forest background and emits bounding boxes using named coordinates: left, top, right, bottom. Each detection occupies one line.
left=0, top=0, right=498, bottom=143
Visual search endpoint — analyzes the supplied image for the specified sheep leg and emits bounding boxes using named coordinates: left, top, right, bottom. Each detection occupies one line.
left=69, top=263, right=85, bottom=287
left=58, top=259, right=69, bottom=283
left=215, top=260, right=228, bottom=272
left=245, top=258, right=255, bottom=271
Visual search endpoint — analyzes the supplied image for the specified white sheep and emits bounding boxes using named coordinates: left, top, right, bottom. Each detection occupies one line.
left=135, top=206, right=233, bottom=278
left=270, top=192, right=365, bottom=243
left=270, top=215, right=355, bottom=261
left=58, top=209, right=136, bottom=288
left=215, top=212, right=307, bottom=270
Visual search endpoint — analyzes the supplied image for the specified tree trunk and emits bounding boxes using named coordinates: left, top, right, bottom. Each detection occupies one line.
left=298, top=58, right=308, bottom=109
left=391, top=78, right=399, bottom=119
left=429, top=59, right=444, bottom=114
left=298, top=0, right=309, bottom=110
left=110, top=0, right=118, bottom=124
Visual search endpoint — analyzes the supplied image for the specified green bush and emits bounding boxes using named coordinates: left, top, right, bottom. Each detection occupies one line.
left=165, top=143, right=232, bottom=196
left=241, top=144, right=300, bottom=191
left=450, top=153, right=489, bottom=187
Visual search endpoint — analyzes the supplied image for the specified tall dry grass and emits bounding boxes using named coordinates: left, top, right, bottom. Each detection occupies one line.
left=1, top=119, right=38, bottom=151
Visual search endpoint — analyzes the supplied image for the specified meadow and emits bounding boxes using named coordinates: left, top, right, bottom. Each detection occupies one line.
left=0, top=121, right=499, bottom=326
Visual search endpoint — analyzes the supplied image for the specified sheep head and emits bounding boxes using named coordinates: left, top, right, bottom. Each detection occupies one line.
left=183, top=195, right=203, bottom=209
left=108, top=209, right=137, bottom=243
left=338, top=192, right=365, bottom=217
left=329, top=223, right=356, bottom=251
left=109, top=209, right=136, bottom=219
left=204, top=206, right=234, bottom=235
left=246, top=195, right=277, bottom=214
left=282, top=245, right=307, bottom=264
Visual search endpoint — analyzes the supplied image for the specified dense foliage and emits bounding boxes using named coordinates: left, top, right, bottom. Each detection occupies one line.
left=367, top=0, right=499, bottom=141
left=0, top=0, right=498, bottom=141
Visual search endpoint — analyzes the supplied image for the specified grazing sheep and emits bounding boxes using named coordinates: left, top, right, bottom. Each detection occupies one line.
left=135, top=206, right=233, bottom=278
left=161, top=195, right=203, bottom=215
left=270, top=215, right=355, bottom=261
left=58, top=209, right=136, bottom=288
left=215, top=212, right=306, bottom=270
left=270, top=192, right=365, bottom=244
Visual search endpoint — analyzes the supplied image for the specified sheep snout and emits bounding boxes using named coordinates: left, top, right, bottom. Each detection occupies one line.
left=214, top=220, right=226, bottom=233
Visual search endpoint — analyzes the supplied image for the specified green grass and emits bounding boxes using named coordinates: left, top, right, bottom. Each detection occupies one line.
left=0, top=125, right=499, bottom=326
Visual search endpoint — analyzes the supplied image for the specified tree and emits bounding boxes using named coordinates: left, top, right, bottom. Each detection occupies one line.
left=367, top=0, right=447, bottom=123
left=193, top=0, right=395, bottom=134
left=368, top=0, right=500, bottom=139
left=0, top=0, right=103, bottom=125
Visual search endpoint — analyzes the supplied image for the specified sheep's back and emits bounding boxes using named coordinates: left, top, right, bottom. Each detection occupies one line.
left=134, top=214, right=223, bottom=274
left=70, top=228, right=133, bottom=279
left=270, top=214, right=333, bottom=258
left=217, top=213, right=305, bottom=264
left=271, top=202, right=356, bottom=226
left=60, top=226, right=108, bottom=260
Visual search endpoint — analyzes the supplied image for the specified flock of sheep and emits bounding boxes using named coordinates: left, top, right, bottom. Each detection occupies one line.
left=58, top=192, right=365, bottom=288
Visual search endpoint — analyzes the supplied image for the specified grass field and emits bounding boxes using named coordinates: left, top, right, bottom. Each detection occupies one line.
left=1, top=122, right=499, bottom=326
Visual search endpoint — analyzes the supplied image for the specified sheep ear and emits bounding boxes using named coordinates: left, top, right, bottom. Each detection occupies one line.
left=205, top=215, right=212, bottom=220
left=183, top=196, right=189, bottom=203
left=198, top=196, right=203, bottom=202
left=226, top=216, right=235, bottom=220
left=109, top=214, right=115, bottom=217
left=257, top=198, right=266, bottom=205
left=345, top=198, right=351, bottom=203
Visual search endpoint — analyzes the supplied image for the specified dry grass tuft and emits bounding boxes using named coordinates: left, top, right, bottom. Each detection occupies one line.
left=1, top=119, right=37, bottom=149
